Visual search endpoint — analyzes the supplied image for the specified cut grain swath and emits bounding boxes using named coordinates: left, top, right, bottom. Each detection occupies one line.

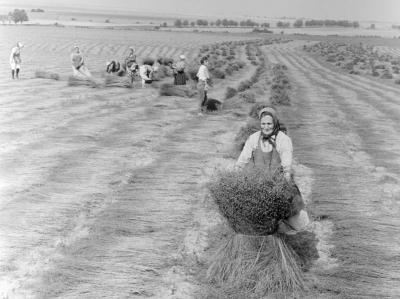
left=68, top=76, right=101, bottom=88
left=104, top=75, right=132, bottom=88
left=35, top=70, right=60, bottom=80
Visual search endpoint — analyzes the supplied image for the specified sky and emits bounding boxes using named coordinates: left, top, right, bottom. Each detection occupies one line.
left=1, top=0, right=400, bottom=22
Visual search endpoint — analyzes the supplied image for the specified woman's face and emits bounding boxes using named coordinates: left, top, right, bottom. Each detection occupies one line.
left=260, top=115, right=274, bottom=136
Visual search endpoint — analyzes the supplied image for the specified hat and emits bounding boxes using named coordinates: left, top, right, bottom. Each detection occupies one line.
left=258, top=107, right=277, bottom=119
left=179, top=54, right=186, bottom=60
left=17, top=42, right=24, bottom=48
left=106, top=61, right=112, bottom=67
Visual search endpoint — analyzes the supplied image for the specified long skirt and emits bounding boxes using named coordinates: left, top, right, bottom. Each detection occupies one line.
left=174, top=71, right=186, bottom=85
left=72, top=65, right=92, bottom=78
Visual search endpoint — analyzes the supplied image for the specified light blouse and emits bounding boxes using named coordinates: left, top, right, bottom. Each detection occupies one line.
left=236, top=130, right=293, bottom=173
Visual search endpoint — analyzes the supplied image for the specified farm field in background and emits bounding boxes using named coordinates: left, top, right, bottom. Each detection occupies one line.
left=1, top=25, right=400, bottom=298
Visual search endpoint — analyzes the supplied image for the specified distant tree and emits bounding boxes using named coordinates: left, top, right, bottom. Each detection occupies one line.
left=190, top=21, right=195, bottom=27
left=0, top=14, right=11, bottom=24
left=293, top=19, right=303, bottom=27
left=174, top=19, right=182, bottom=27
left=9, top=9, right=28, bottom=24
left=369, top=23, right=375, bottom=29
left=182, top=19, right=189, bottom=26
left=31, top=8, right=44, bottom=12
left=215, top=19, right=222, bottom=26
left=105, top=19, right=110, bottom=23
left=196, top=19, right=208, bottom=26
left=210, top=21, right=215, bottom=26
left=222, top=18, right=229, bottom=26
left=261, top=22, right=270, bottom=28
left=352, top=21, right=359, bottom=28
left=161, top=22, right=168, bottom=27
left=277, top=21, right=290, bottom=28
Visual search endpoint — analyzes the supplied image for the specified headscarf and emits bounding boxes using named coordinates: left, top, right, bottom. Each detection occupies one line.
left=258, top=107, right=281, bottom=146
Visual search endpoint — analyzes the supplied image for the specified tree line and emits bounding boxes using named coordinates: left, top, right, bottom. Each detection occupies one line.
left=173, top=18, right=360, bottom=28
left=174, top=18, right=270, bottom=28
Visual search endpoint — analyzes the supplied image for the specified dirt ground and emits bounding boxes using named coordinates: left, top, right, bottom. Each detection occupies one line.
left=1, top=26, right=400, bottom=298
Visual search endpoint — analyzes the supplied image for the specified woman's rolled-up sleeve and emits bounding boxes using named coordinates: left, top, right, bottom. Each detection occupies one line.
left=276, top=133, right=293, bottom=174
left=236, top=133, right=258, bottom=169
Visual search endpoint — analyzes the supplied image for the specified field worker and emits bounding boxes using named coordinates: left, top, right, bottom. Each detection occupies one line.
left=125, top=47, right=139, bottom=83
left=106, top=60, right=125, bottom=76
left=139, top=62, right=153, bottom=88
left=236, top=107, right=309, bottom=233
left=10, top=41, right=24, bottom=79
left=173, top=54, right=187, bottom=85
left=196, top=56, right=210, bottom=115
left=70, top=46, right=92, bottom=78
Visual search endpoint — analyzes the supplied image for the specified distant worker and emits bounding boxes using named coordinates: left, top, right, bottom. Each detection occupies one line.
left=125, top=47, right=139, bottom=83
left=139, top=61, right=154, bottom=88
left=10, top=41, right=24, bottom=79
left=172, top=54, right=187, bottom=85
left=70, top=46, right=92, bottom=78
left=106, top=60, right=125, bottom=76
left=196, top=56, right=210, bottom=115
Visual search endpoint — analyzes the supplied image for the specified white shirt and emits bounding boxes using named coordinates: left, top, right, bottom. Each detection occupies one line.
left=10, top=47, right=21, bottom=64
left=236, top=130, right=293, bottom=173
left=196, top=64, right=209, bottom=81
left=139, top=65, right=153, bottom=80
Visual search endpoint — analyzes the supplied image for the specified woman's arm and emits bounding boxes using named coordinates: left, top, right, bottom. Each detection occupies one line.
left=276, top=132, right=293, bottom=180
left=236, top=133, right=258, bottom=169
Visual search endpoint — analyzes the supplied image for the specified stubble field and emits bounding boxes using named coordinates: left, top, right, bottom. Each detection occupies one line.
left=1, top=26, right=400, bottom=298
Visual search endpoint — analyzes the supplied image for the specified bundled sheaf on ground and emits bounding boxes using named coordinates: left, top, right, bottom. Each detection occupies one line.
left=67, top=75, right=101, bottom=88
left=159, top=83, right=197, bottom=97
left=34, top=70, right=60, bottom=80
left=104, top=74, right=132, bottom=88
left=206, top=168, right=306, bottom=296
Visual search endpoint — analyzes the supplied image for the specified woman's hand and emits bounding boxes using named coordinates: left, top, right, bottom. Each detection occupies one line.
left=284, top=172, right=291, bottom=182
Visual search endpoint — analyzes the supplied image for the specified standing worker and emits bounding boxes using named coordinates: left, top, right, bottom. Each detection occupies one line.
left=10, top=42, right=24, bottom=79
left=124, top=47, right=139, bottom=83
left=196, top=56, right=210, bottom=115
left=70, top=46, right=92, bottom=78
left=173, top=54, right=187, bottom=85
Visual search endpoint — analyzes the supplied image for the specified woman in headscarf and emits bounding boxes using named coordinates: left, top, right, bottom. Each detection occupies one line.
left=9, top=41, right=23, bottom=79
left=236, top=107, right=309, bottom=232
left=139, top=60, right=154, bottom=88
left=124, top=47, right=139, bottom=83
left=70, top=46, right=92, bottom=78
left=173, top=54, right=187, bottom=85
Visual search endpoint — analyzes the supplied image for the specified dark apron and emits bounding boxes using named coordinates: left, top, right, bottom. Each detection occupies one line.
left=249, top=135, right=305, bottom=225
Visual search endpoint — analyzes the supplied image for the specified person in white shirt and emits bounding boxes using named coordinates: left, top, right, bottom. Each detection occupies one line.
left=236, top=107, right=309, bottom=232
left=196, top=57, right=210, bottom=114
left=139, top=63, right=153, bottom=88
left=9, top=42, right=23, bottom=79
left=70, top=46, right=92, bottom=78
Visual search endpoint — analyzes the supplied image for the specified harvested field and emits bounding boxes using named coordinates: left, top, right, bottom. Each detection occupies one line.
left=1, top=25, right=400, bottom=298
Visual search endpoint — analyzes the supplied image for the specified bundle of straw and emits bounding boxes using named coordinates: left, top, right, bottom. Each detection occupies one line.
left=104, top=74, right=132, bottom=88
left=35, top=70, right=60, bottom=80
left=159, top=83, right=196, bottom=98
left=207, top=234, right=305, bottom=297
left=207, top=168, right=307, bottom=296
left=68, top=76, right=100, bottom=88
left=209, top=168, right=298, bottom=236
